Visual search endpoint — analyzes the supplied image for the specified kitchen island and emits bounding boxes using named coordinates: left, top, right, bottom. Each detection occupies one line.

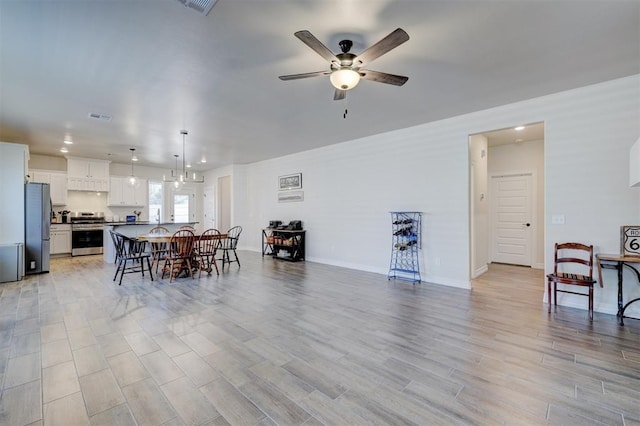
left=103, top=222, right=198, bottom=263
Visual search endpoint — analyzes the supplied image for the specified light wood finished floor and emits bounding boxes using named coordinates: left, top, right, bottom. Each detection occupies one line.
left=1, top=253, right=639, bottom=425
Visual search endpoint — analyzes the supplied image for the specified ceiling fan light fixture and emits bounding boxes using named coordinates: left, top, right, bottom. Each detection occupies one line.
left=330, top=69, right=360, bottom=90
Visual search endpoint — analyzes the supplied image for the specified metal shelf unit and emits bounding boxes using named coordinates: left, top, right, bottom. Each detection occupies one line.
left=262, top=228, right=306, bottom=262
left=388, top=211, right=422, bottom=283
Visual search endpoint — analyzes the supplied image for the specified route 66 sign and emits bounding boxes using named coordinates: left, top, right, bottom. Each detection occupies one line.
left=621, top=226, right=640, bottom=256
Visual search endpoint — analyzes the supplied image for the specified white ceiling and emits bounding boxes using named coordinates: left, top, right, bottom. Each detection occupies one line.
left=0, top=0, right=638, bottom=171
left=482, top=122, right=544, bottom=147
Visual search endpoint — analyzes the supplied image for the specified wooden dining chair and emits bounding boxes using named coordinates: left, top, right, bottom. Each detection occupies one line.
left=219, top=226, right=242, bottom=269
left=194, top=228, right=222, bottom=277
left=161, top=229, right=196, bottom=283
left=547, top=242, right=600, bottom=321
left=178, top=225, right=195, bottom=231
left=148, top=226, right=170, bottom=274
left=109, top=230, right=153, bottom=286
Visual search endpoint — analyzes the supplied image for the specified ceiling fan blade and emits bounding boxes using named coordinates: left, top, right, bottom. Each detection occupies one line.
left=360, top=70, right=409, bottom=86
left=333, top=89, right=346, bottom=101
left=294, top=30, right=339, bottom=65
left=279, top=71, right=330, bottom=81
left=354, top=28, right=409, bottom=67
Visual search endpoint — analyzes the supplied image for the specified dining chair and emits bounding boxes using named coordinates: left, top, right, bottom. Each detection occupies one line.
left=161, top=229, right=196, bottom=283
left=194, top=228, right=222, bottom=277
left=148, top=226, right=170, bottom=274
left=219, top=226, right=242, bottom=269
left=109, top=230, right=153, bottom=286
left=178, top=225, right=195, bottom=231
left=547, top=242, right=600, bottom=321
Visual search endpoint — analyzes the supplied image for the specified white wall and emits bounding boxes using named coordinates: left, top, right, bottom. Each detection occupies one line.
left=488, top=139, right=545, bottom=268
left=469, top=134, right=489, bottom=277
left=225, top=75, right=639, bottom=316
left=203, top=164, right=247, bottom=232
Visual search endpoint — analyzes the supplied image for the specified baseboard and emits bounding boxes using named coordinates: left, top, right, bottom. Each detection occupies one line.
left=533, top=262, right=544, bottom=270
left=472, top=264, right=488, bottom=278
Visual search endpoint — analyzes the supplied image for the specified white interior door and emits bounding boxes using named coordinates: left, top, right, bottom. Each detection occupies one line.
left=491, top=173, right=533, bottom=266
left=217, top=175, right=231, bottom=232
left=203, top=187, right=215, bottom=230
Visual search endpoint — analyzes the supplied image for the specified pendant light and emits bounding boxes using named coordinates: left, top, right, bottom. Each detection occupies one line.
left=127, top=148, right=140, bottom=188
left=169, top=154, right=183, bottom=191
left=164, top=130, right=204, bottom=188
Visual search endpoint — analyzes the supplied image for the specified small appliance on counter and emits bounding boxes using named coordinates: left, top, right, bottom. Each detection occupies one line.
left=268, top=220, right=282, bottom=228
left=57, top=210, right=71, bottom=223
left=126, top=215, right=136, bottom=222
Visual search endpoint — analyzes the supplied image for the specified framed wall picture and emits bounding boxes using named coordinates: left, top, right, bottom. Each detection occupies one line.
left=620, top=225, right=640, bottom=256
left=279, top=173, right=302, bottom=191
left=278, top=190, right=304, bottom=203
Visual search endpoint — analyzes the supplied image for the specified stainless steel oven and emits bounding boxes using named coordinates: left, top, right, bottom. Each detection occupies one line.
left=70, top=212, right=105, bottom=256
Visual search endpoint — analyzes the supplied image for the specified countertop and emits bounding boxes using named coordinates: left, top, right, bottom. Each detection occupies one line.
left=105, top=222, right=198, bottom=226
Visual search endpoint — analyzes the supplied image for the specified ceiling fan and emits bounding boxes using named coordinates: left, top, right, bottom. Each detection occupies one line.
left=279, top=28, right=410, bottom=100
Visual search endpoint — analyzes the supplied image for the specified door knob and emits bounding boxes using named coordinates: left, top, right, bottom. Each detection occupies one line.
left=524, top=223, right=531, bottom=227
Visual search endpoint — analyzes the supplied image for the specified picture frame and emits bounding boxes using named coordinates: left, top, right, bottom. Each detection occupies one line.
left=620, top=225, right=640, bottom=256
left=278, top=190, right=304, bottom=203
left=279, top=173, right=302, bottom=191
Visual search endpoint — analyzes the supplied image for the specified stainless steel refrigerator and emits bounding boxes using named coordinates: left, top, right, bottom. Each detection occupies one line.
left=25, top=182, right=51, bottom=274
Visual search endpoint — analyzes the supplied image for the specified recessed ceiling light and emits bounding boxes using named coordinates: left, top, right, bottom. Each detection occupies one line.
left=60, top=147, right=69, bottom=153
left=200, top=157, right=207, bottom=163
left=186, top=163, right=192, bottom=168
left=132, top=156, right=138, bottom=162
left=514, top=126, right=525, bottom=131
left=63, top=139, right=73, bottom=145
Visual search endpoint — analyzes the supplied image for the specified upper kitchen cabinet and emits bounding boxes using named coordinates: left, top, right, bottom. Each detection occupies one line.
left=30, top=170, right=68, bottom=205
left=108, top=177, right=148, bottom=206
left=66, top=157, right=110, bottom=192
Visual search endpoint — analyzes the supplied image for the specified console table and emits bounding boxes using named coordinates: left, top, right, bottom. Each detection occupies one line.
left=262, top=228, right=305, bottom=261
left=596, top=253, right=640, bottom=325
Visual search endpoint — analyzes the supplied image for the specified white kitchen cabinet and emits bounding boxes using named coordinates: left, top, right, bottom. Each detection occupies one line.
left=30, top=170, right=68, bottom=205
left=630, top=137, right=640, bottom=187
left=50, top=173, right=68, bottom=205
left=66, top=157, right=110, bottom=191
left=50, top=224, right=71, bottom=255
left=108, top=177, right=147, bottom=206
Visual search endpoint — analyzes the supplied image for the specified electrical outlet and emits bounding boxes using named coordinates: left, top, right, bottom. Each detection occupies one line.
left=551, top=214, right=565, bottom=225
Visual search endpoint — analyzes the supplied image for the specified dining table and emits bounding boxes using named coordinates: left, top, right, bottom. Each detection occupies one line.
left=136, top=232, right=227, bottom=244
left=136, top=232, right=228, bottom=279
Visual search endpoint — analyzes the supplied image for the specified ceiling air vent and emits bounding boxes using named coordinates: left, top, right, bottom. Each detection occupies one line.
left=175, top=0, right=218, bottom=16
left=88, top=113, right=112, bottom=121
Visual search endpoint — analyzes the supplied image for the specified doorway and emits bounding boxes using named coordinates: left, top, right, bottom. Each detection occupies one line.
left=469, top=122, right=545, bottom=280
left=217, top=175, right=231, bottom=232
left=203, top=187, right=215, bottom=230
left=169, top=190, right=194, bottom=223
